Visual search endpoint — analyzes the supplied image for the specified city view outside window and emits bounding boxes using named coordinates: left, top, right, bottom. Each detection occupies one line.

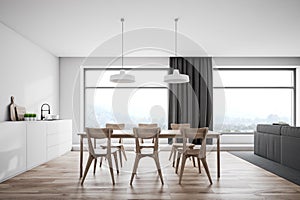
left=85, top=88, right=168, bottom=129
left=213, top=68, right=295, bottom=133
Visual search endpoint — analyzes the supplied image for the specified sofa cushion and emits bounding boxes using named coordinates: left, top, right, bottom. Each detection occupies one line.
left=281, top=126, right=300, bottom=138
left=256, top=124, right=281, bottom=135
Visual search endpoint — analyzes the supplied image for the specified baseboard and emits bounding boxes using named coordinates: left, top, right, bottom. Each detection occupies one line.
left=220, top=144, right=254, bottom=151
left=72, top=143, right=254, bottom=151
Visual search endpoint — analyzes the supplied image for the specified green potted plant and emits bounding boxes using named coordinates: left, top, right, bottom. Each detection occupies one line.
left=32, top=113, right=37, bottom=121
left=24, top=113, right=30, bottom=121
left=24, top=113, right=37, bottom=121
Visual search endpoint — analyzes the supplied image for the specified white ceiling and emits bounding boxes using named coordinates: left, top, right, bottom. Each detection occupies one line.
left=0, top=0, right=300, bottom=57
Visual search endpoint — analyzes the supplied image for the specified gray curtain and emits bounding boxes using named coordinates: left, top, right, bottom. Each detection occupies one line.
left=168, top=57, right=213, bottom=144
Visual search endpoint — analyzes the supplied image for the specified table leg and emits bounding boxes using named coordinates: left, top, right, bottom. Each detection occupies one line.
left=217, top=136, right=220, bottom=178
left=80, top=135, right=83, bottom=178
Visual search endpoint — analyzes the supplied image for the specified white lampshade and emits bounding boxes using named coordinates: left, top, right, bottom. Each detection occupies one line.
left=110, top=70, right=135, bottom=83
left=164, top=69, right=189, bottom=83
left=164, top=19, right=190, bottom=84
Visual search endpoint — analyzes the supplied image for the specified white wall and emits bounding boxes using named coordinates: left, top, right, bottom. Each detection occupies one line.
left=59, top=58, right=82, bottom=144
left=0, top=23, right=59, bottom=121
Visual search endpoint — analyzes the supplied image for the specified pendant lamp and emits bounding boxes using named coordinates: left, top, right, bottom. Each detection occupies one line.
left=110, top=18, right=135, bottom=83
left=164, top=18, right=189, bottom=84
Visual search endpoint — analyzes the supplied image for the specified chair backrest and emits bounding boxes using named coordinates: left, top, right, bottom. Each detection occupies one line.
left=138, top=124, right=158, bottom=143
left=171, top=123, right=190, bottom=130
left=85, top=128, right=112, bottom=156
left=106, top=123, right=125, bottom=130
left=133, top=127, right=161, bottom=152
left=171, top=123, right=190, bottom=143
left=106, top=123, right=125, bottom=143
left=181, top=127, right=208, bottom=158
left=138, top=123, right=158, bottom=128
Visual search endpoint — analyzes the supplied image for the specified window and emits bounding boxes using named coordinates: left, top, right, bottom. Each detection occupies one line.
left=84, top=68, right=169, bottom=130
left=213, top=68, right=295, bottom=133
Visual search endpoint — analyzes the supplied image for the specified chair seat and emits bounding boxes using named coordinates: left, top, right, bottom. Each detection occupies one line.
left=172, top=143, right=195, bottom=148
left=138, top=144, right=160, bottom=154
left=133, top=147, right=160, bottom=154
left=94, top=147, right=119, bottom=156
left=140, top=143, right=155, bottom=148
left=111, top=142, right=123, bottom=147
left=177, top=147, right=200, bottom=154
left=101, top=143, right=123, bottom=148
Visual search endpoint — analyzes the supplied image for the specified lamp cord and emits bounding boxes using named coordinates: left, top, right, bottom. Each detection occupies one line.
left=175, top=18, right=178, bottom=57
left=121, top=18, right=124, bottom=69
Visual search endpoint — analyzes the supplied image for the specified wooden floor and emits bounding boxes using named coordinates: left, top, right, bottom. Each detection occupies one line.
left=1, top=151, right=300, bottom=199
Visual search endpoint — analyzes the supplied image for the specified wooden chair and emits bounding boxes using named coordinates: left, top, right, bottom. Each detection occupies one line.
left=169, top=123, right=196, bottom=168
left=176, top=127, right=212, bottom=185
left=97, top=123, right=127, bottom=168
left=130, top=127, right=164, bottom=185
left=81, top=128, right=119, bottom=185
left=138, top=123, right=158, bottom=144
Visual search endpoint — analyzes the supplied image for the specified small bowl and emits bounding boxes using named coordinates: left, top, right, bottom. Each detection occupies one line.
left=51, top=115, right=59, bottom=120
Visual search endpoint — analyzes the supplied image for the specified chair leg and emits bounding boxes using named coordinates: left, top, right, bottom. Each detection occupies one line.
left=81, top=155, right=94, bottom=185
left=121, top=145, right=127, bottom=161
left=169, top=146, right=174, bottom=161
left=201, top=158, right=212, bottom=185
left=197, top=157, right=201, bottom=173
left=175, top=151, right=182, bottom=174
left=192, top=157, right=196, bottom=167
left=99, top=157, right=103, bottom=167
left=188, top=146, right=196, bottom=167
left=118, top=148, right=123, bottom=167
left=179, top=155, right=187, bottom=184
left=172, top=149, right=177, bottom=167
left=130, top=154, right=140, bottom=185
left=93, top=158, right=97, bottom=174
left=113, top=152, right=119, bottom=174
left=153, top=152, right=164, bottom=185
left=107, top=155, right=115, bottom=185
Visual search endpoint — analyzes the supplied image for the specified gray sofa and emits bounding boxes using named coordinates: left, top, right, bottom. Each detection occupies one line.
left=254, top=124, right=300, bottom=171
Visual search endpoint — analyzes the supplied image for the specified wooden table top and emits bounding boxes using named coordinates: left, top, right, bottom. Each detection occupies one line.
left=78, top=130, right=220, bottom=139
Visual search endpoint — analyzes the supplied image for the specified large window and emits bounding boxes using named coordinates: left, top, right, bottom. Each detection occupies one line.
left=84, top=67, right=296, bottom=134
left=213, top=68, right=295, bottom=133
left=84, top=68, right=169, bottom=130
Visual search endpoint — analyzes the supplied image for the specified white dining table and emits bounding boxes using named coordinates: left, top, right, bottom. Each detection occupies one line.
left=77, top=130, right=221, bottom=178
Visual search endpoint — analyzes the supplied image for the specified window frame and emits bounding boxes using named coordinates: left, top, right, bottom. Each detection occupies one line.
left=213, top=67, right=296, bottom=134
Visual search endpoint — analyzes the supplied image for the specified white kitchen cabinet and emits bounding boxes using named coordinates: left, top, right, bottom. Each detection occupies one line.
left=26, top=122, right=47, bottom=169
left=0, top=120, right=72, bottom=183
left=0, top=122, right=26, bottom=182
left=46, top=120, right=72, bottom=161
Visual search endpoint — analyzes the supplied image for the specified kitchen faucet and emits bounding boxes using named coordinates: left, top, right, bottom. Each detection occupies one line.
left=41, top=103, right=50, bottom=120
